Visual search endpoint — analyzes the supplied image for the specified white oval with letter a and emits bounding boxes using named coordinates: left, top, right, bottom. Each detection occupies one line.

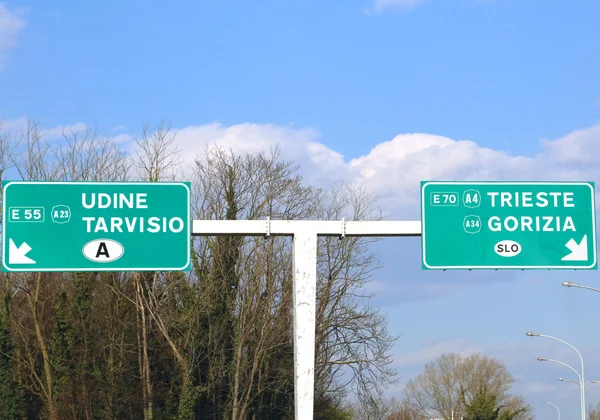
left=82, top=239, right=124, bottom=263
left=494, top=240, right=521, bottom=257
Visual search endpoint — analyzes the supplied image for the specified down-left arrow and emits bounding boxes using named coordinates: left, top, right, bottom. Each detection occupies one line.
left=9, top=239, right=36, bottom=264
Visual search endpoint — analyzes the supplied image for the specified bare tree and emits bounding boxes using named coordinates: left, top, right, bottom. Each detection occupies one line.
left=191, top=146, right=316, bottom=419
left=10, top=119, right=62, bottom=181
left=17, top=273, right=61, bottom=420
left=350, top=396, right=422, bottom=420
left=52, top=125, right=129, bottom=181
left=0, top=119, right=19, bottom=182
left=189, top=146, right=399, bottom=418
left=314, top=181, right=398, bottom=411
left=2, top=119, right=132, bottom=419
left=405, top=353, right=464, bottom=419
left=459, top=353, right=516, bottom=408
left=0, top=119, right=20, bottom=224
left=589, top=402, right=600, bottom=420
left=0, top=119, right=403, bottom=419
left=132, top=120, right=181, bottom=182
left=128, top=120, right=184, bottom=420
left=133, top=273, right=153, bottom=420
left=404, top=353, right=531, bottom=420
left=502, top=395, right=533, bottom=420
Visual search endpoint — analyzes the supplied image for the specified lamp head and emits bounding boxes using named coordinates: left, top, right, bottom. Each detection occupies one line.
left=527, top=332, right=540, bottom=337
left=537, top=357, right=548, bottom=361
left=562, top=281, right=574, bottom=287
left=559, top=377, right=565, bottom=381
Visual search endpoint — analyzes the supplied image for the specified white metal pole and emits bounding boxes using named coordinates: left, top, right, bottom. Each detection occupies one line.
left=530, top=333, right=585, bottom=420
left=562, top=281, right=600, bottom=293
left=543, top=401, right=560, bottom=420
left=559, top=377, right=591, bottom=392
left=193, top=219, right=421, bottom=420
left=544, top=358, right=583, bottom=420
left=543, top=358, right=582, bottom=389
left=292, top=231, right=318, bottom=420
left=542, top=336, right=585, bottom=420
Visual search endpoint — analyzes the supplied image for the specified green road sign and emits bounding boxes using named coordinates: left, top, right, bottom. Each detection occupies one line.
left=421, top=181, right=597, bottom=270
left=2, top=181, right=191, bottom=272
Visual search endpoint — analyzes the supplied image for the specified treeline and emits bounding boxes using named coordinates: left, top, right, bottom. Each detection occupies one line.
left=346, top=353, right=534, bottom=420
left=0, top=120, right=399, bottom=419
left=401, top=353, right=533, bottom=420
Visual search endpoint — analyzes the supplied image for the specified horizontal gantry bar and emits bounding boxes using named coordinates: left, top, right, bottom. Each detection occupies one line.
left=192, top=220, right=422, bottom=237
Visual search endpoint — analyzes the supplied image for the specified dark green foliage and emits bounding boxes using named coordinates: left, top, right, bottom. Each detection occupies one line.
left=176, top=380, right=201, bottom=420
left=70, top=273, right=97, bottom=418
left=314, top=394, right=353, bottom=420
left=462, top=388, right=526, bottom=420
left=250, top=340, right=295, bottom=420
left=498, top=408, right=527, bottom=420
left=0, top=292, right=24, bottom=419
left=50, top=291, right=74, bottom=411
left=315, top=406, right=353, bottom=420
left=461, top=388, right=501, bottom=420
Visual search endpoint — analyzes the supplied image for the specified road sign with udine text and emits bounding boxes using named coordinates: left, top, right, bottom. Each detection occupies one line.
left=2, top=181, right=191, bottom=272
left=421, top=181, right=597, bottom=270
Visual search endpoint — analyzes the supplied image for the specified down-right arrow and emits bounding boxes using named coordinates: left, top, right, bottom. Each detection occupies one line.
left=561, top=235, right=588, bottom=261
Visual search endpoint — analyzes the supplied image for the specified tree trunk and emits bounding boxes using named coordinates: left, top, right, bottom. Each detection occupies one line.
left=135, top=274, right=152, bottom=420
left=230, top=331, right=245, bottom=420
left=27, top=273, right=59, bottom=420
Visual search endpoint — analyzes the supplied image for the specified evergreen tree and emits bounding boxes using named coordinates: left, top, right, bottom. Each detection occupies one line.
left=461, top=389, right=527, bottom=420
left=0, top=292, right=25, bottom=419
left=50, top=291, right=75, bottom=412
left=461, top=388, right=501, bottom=420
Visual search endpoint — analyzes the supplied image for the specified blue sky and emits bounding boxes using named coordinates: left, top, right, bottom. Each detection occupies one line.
left=3, top=0, right=600, bottom=418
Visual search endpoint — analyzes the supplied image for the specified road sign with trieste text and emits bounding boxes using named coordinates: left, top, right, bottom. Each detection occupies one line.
left=421, top=181, right=597, bottom=270
left=2, top=181, right=191, bottom=272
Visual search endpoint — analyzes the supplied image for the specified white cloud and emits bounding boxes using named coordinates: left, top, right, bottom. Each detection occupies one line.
left=371, top=0, right=499, bottom=13
left=373, top=0, right=428, bottom=13
left=137, top=122, right=350, bottom=187
left=1, top=118, right=88, bottom=141
left=524, top=380, right=557, bottom=394
left=392, top=338, right=483, bottom=368
left=111, top=133, right=133, bottom=144
left=488, top=337, right=600, bottom=368
left=347, top=133, right=532, bottom=212
left=338, top=125, right=600, bottom=216
left=172, top=122, right=315, bottom=156
left=5, top=117, right=600, bottom=220
left=0, top=3, right=26, bottom=70
left=113, top=119, right=600, bottom=219
left=45, top=123, right=88, bottom=140
left=540, top=124, right=600, bottom=165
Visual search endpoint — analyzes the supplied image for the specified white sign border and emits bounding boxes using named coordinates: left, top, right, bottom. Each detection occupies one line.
left=2, top=181, right=192, bottom=272
left=421, top=181, right=598, bottom=270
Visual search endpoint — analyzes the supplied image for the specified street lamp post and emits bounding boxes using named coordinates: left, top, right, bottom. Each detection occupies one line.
left=537, top=357, right=583, bottom=419
left=537, top=357, right=582, bottom=385
left=562, top=281, right=600, bottom=293
left=542, top=401, right=560, bottom=420
left=527, top=332, right=585, bottom=420
left=559, top=377, right=591, bottom=392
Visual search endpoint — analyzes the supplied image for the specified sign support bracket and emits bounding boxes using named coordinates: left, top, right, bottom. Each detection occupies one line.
left=192, top=219, right=421, bottom=420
